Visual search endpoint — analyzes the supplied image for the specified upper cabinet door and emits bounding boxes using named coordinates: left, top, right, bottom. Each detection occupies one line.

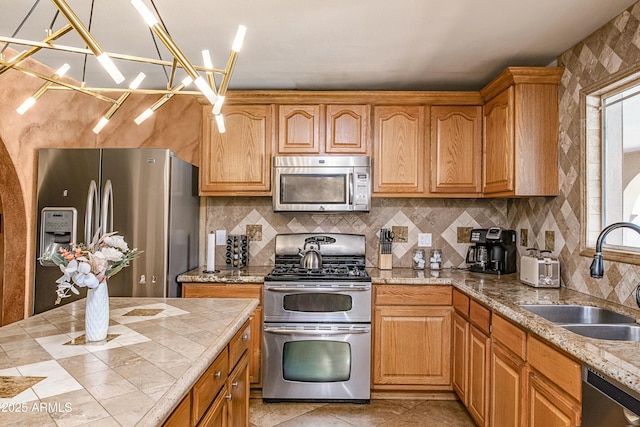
left=483, top=87, right=515, bottom=195
left=325, top=105, right=370, bottom=154
left=200, top=105, right=274, bottom=196
left=430, top=106, right=482, bottom=194
left=277, top=105, right=322, bottom=154
left=372, top=106, right=427, bottom=196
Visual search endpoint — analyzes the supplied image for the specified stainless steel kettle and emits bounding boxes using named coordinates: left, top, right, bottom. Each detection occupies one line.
left=299, top=241, right=322, bottom=269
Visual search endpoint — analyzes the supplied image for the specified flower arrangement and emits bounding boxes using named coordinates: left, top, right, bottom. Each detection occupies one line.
left=47, top=232, right=142, bottom=304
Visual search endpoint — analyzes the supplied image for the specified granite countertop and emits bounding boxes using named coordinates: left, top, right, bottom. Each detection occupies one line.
left=179, top=265, right=640, bottom=395
left=178, top=266, right=272, bottom=284
left=0, top=297, right=258, bottom=426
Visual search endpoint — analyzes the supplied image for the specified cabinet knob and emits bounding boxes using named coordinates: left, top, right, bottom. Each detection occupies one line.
left=214, top=371, right=222, bottom=379
left=226, top=394, right=233, bottom=401
left=232, top=381, right=239, bottom=388
left=241, top=333, right=249, bottom=341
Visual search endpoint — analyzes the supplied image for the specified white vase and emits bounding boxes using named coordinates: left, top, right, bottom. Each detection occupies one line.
left=85, top=280, right=109, bottom=342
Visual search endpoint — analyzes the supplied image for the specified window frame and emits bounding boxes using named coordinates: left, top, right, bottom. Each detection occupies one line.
left=581, top=65, right=640, bottom=265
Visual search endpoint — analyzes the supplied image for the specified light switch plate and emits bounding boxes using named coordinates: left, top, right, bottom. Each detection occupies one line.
left=418, top=233, right=432, bottom=247
left=215, top=229, right=226, bottom=245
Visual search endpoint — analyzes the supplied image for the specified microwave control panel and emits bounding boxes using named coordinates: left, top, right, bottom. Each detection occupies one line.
left=353, top=169, right=371, bottom=209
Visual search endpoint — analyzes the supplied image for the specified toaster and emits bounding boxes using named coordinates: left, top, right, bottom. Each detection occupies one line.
left=520, top=249, right=560, bottom=288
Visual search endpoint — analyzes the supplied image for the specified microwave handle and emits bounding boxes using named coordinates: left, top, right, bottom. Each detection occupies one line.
left=348, top=172, right=353, bottom=205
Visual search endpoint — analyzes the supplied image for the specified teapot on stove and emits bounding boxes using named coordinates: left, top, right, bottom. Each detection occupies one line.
left=299, top=240, right=322, bottom=269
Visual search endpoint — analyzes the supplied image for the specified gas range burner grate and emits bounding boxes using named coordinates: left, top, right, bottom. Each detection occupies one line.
left=266, top=263, right=369, bottom=281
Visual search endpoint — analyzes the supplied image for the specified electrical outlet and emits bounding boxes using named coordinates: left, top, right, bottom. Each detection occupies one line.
left=418, top=233, right=432, bottom=247
left=215, top=229, right=227, bottom=245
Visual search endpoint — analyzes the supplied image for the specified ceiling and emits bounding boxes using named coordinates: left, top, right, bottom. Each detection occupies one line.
left=0, top=0, right=637, bottom=92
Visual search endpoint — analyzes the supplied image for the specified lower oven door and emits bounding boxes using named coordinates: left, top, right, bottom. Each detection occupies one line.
left=263, top=282, right=372, bottom=323
left=262, top=323, right=371, bottom=402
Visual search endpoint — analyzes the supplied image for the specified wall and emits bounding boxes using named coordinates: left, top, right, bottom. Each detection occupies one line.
left=509, top=1, right=640, bottom=308
left=205, top=196, right=508, bottom=270
left=0, top=49, right=201, bottom=321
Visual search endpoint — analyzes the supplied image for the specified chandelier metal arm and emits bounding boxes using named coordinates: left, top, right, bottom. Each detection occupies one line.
left=0, top=24, right=73, bottom=76
left=1, top=59, right=119, bottom=104
left=0, top=36, right=226, bottom=75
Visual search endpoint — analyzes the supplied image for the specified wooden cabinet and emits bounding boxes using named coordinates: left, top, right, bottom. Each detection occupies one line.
left=452, top=311, right=469, bottom=404
left=372, top=106, right=428, bottom=196
left=527, top=336, right=581, bottom=427
left=162, top=319, right=251, bottom=427
left=372, top=285, right=452, bottom=392
left=277, top=104, right=369, bottom=154
left=468, top=324, right=490, bottom=427
left=490, top=314, right=527, bottom=427
left=480, top=67, right=563, bottom=196
left=430, top=106, right=482, bottom=194
left=200, top=105, right=274, bottom=196
left=182, top=283, right=263, bottom=389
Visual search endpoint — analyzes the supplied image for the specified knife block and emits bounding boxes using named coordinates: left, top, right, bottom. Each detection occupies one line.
left=378, top=251, right=392, bottom=270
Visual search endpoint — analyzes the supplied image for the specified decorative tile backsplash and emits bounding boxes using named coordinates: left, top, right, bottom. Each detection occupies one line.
left=205, top=197, right=508, bottom=269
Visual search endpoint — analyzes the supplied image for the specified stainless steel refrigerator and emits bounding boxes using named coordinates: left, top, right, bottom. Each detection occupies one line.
left=34, top=148, right=199, bottom=314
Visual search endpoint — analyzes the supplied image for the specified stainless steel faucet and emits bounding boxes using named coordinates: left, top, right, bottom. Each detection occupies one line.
left=590, top=222, right=640, bottom=278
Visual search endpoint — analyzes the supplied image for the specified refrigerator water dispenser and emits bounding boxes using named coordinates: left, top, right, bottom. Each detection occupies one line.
left=39, top=207, right=77, bottom=266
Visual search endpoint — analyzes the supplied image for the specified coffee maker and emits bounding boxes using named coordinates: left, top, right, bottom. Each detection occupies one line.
left=466, top=227, right=517, bottom=274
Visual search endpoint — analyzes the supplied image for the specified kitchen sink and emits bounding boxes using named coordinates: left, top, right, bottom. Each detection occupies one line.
left=562, top=324, right=640, bottom=341
left=519, top=304, right=636, bottom=324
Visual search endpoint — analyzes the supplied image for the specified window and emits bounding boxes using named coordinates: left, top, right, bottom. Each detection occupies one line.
left=585, top=71, right=640, bottom=261
left=602, top=83, right=640, bottom=250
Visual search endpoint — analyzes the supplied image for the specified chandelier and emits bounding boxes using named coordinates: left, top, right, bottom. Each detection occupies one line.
left=0, top=0, right=246, bottom=134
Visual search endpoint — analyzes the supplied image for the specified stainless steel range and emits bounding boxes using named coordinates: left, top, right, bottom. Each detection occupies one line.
left=262, top=233, right=371, bottom=403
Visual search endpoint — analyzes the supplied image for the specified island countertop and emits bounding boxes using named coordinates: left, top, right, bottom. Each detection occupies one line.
left=0, top=296, right=258, bottom=426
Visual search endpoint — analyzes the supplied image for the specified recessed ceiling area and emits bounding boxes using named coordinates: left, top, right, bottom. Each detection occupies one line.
left=0, top=0, right=637, bottom=92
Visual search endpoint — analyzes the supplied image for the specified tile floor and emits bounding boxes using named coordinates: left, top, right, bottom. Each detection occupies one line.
left=249, top=398, right=476, bottom=427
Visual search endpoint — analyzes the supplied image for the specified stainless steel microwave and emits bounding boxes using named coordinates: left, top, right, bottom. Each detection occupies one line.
left=273, top=155, right=371, bottom=212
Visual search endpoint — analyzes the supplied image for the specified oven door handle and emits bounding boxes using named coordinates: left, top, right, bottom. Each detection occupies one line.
left=266, top=286, right=370, bottom=292
left=264, top=327, right=370, bottom=336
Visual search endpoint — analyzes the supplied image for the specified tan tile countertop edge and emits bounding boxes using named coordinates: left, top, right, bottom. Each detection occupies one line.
left=0, top=297, right=258, bottom=426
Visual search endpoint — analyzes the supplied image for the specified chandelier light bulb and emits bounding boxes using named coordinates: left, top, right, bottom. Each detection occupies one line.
left=202, top=50, right=213, bottom=69
left=232, top=25, right=247, bottom=52
left=212, top=95, right=225, bottom=115
left=181, top=76, right=193, bottom=87
left=134, top=108, right=154, bottom=125
left=128, top=72, right=146, bottom=89
left=92, top=117, right=109, bottom=134
left=96, top=53, right=125, bottom=84
left=215, top=114, right=225, bottom=133
left=16, top=97, right=36, bottom=115
left=55, top=63, right=71, bottom=77
left=194, top=76, right=217, bottom=105
left=131, top=0, right=159, bottom=26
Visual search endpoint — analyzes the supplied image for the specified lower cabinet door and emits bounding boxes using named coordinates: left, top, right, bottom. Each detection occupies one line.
left=490, top=343, right=525, bottom=427
left=452, top=312, right=469, bottom=403
left=468, top=325, right=490, bottom=427
left=228, top=353, right=250, bottom=427
left=198, top=387, right=228, bottom=427
left=528, top=369, right=581, bottom=427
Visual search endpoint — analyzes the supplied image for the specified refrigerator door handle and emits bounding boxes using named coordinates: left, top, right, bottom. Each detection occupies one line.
left=85, top=180, right=100, bottom=243
left=101, top=179, right=114, bottom=235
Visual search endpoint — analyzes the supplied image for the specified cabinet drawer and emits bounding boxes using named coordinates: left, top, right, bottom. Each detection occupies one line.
left=528, top=335, right=581, bottom=399
left=492, top=314, right=526, bottom=360
left=182, top=283, right=263, bottom=304
left=192, top=347, right=229, bottom=423
left=229, top=320, right=251, bottom=369
left=469, top=299, right=491, bottom=335
left=375, top=285, right=452, bottom=306
left=452, top=289, right=470, bottom=317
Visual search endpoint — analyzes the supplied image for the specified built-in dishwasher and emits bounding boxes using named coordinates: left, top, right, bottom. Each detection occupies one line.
left=582, top=365, right=640, bottom=426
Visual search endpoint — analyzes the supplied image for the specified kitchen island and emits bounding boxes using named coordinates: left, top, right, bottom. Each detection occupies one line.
left=0, top=296, right=258, bottom=426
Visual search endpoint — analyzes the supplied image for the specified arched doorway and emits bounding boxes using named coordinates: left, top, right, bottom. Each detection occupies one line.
left=0, top=137, right=27, bottom=324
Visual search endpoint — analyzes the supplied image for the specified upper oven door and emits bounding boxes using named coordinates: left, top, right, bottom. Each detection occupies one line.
left=264, top=282, right=372, bottom=323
